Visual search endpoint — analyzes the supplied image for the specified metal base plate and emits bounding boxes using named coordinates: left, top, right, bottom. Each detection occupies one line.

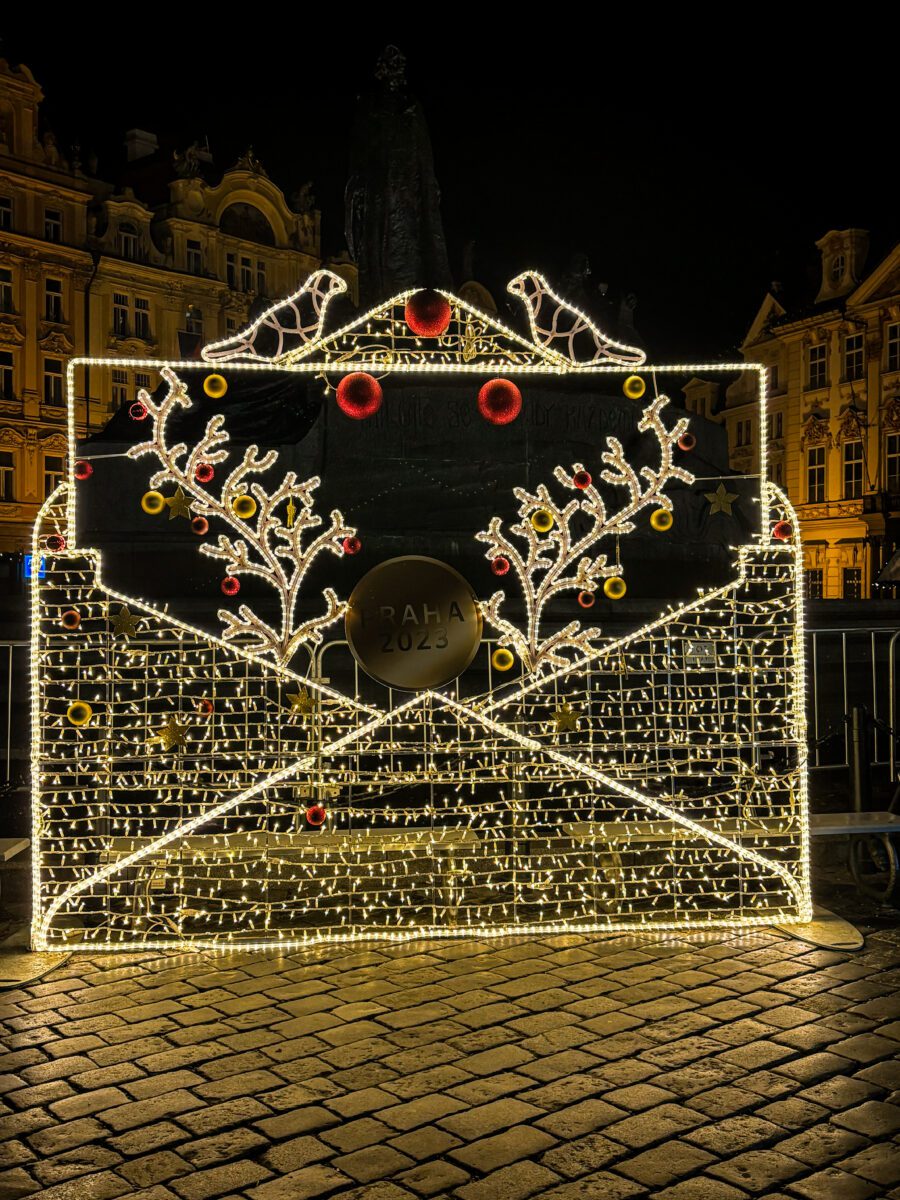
left=776, top=904, right=864, bottom=951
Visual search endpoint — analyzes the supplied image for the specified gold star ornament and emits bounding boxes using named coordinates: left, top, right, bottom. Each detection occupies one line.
left=287, top=689, right=316, bottom=717
left=148, top=715, right=188, bottom=752
left=705, top=483, right=738, bottom=516
left=165, top=485, right=193, bottom=520
left=110, top=605, right=140, bottom=638
left=552, top=703, right=579, bottom=734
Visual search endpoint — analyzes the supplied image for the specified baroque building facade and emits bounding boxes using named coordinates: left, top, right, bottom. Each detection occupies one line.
left=685, top=229, right=900, bottom=599
left=0, top=59, right=356, bottom=553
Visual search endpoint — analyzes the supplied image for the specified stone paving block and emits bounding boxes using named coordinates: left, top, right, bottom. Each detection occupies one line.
left=48, top=1086, right=130, bottom=1120
left=450, top=1125, right=556, bottom=1172
left=776, top=1053, right=855, bottom=1083
left=440, top=1098, right=545, bottom=1139
left=28, top=1117, right=108, bottom=1156
left=837, top=1142, right=900, bottom=1185
left=0, top=1167, right=40, bottom=1197
left=448, top=1072, right=529, bottom=1106
left=833, top=1099, right=900, bottom=1136
left=246, top=1165, right=351, bottom=1199
left=787, top=1167, right=879, bottom=1199
left=388, top=1124, right=460, bottom=1160
left=655, top=1181, right=750, bottom=1200
left=100, top=1088, right=205, bottom=1132
left=756, top=1098, right=829, bottom=1128
left=540, top=1132, right=625, bottom=1178
left=333, top=1145, right=415, bottom=1183
left=686, top=1115, right=782, bottom=1155
left=6, top=1080, right=75, bottom=1109
left=177, top=1097, right=271, bottom=1135
left=253, top=1107, right=340, bottom=1139
left=535, top=1099, right=625, bottom=1139
left=171, top=1158, right=272, bottom=1199
left=321, top=1116, right=394, bottom=1153
left=37, top=1170, right=132, bottom=1200
left=778, top=1122, right=867, bottom=1165
left=118, top=1150, right=192, bottom=1187
left=613, top=1140, right=716, bottom=1187
left=31, top=1145, right=123, bottom=1185
left=686, top=1086, right=757, bottom=1118
left=709, top=1149, right=807, bottom=1193
left=398, top=1158, right=471, bottom=1195
left=452, top=1160, right=561, bottom=1200
left=178, top=1128, right=268, bottom=1168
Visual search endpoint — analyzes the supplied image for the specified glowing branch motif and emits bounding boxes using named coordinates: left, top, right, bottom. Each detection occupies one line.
left=508, top=270, right=647, bottom=366
left=201, top=269, right=347, bottom=363
left=128, top=367, right=354, bottom=664
left=478, top=394, right=694, bottom=673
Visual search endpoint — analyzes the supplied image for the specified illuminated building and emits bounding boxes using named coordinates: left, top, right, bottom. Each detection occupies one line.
left=0, top=58, right=355, bottom=553
left=686, top=229, right=900, bottom=598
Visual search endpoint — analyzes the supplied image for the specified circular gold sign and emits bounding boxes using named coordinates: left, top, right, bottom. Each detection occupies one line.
left=345, top=556, right=483, bottom=691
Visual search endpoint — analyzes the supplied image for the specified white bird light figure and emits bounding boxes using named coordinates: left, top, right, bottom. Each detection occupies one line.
left=201, top=269, right=347, bottom=363
left=507, top=270, right=646, bottom=366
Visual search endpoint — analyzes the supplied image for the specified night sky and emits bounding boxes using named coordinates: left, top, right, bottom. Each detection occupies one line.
left=2, top=24, right=895, bottom=360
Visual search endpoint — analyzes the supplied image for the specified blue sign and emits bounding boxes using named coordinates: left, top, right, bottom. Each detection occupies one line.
left=24, top=554, right=46, bottom=580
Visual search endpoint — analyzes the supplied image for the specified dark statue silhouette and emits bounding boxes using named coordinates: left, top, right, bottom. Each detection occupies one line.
left=345, top=46, right=452, bottom=308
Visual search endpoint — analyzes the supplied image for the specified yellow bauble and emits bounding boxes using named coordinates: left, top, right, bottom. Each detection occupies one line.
left=491, top=648, right=515, bottom=672
left=203, top=373, right=228, bottom=398
left=623, top=375, right=646, bottom=399
left=531, top=508, right=554, bottom=533
left=141, top=490, right=165, bottom=515
left=604, top=576, right=627, bottom=600
left=232, top=494, right=257, bottom=520
left=66, top=700, right=93, bottom=727
left=650, top=508, right=673, bottom=532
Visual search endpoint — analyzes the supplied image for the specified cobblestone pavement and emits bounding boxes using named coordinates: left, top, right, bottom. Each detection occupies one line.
left=2, top=922, right=900, bottom=1200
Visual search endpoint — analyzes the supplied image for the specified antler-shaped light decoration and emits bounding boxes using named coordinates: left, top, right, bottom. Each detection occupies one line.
left=128, top=367, right=355, bottom=664
left=477, top=394, right=694, bottom=673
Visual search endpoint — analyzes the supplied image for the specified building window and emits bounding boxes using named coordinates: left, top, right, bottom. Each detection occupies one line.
left=226, top=253, right=236, bottom=288
left=134, top=297, right=151, bottom=340
left=768, top=412, right=783, bottom=441
left=887, top=324, right=900, bottom=373
left=135, top=372, right=151, bottom=396
left=843, top=332, right=864, bottom=381
left=185, top=306, right=203, bottom=337
left=112, top=368, right=129, bottom=407
left=43, top=358, right=64, bottom=406
left=843, top=567, right=862, bottom=600
left=226, top=316, right=237, bottom=335
left=0, top=450, right=14, bottom=501
left=808, top=344, right=827, bottom=389
left=44, top=208, right=62, bottom=242
left=886, top=433, right=900, bottom=493
left=772, top=460, right=784, bottom=486
left=807, top=445, right=825, bottom=503
left=0, top=350, right=14, bottom=400
left=43, top=454, right=64, bottom=497
left=118, top=223, right=138, bottom=260
left=735, top=418, right=752, bottom=447
left=44, top=278, right=63, bottom=323
left=0, top=196, right=11, bottom=231
left=0, top=267, right=12, bottom=314
left=831, top=254, right=845, bottom=282
left=187, top=240, right=202, bottom=274
left=240, top=256, right=252, bottom=292
left=843, top=440, right=864, bottom=499
left=805, top=569, right=823, bottom=600
left=113, top=293, right=129, bottom=337
left=256, top=260, right=267, bottom=295
left=769, top=365, right=779, bottom=391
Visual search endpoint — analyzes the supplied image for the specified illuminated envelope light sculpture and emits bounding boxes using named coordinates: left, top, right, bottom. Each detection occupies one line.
left=31, top=272, right=810, bottom=950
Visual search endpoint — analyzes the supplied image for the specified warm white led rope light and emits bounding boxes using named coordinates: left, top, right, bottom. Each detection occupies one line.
left=38, top=285, right=805, bottom=951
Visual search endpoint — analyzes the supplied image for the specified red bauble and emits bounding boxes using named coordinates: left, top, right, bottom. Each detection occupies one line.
left=221, top=576, right=240, bottom=596
left=405, top=289, right=452, bottom=337
left=573, top=470, right=592, bottom=490
left=577, top=591, right=596, bottom=609
left=74, top=460, right=93, bottom=481
left=478, top=378, right=522, bottom=425
left=491, top=556, right=511, bottom=576
left=197, top=698, right=214, bottom=716
left=192, top=516, right=209, bottom=536
left=678, top=432, right=697, bottom=452
left=306, top=803, right=327, bottom=827
left=45, top=534, right=66, bottom=553
left=336, top=373, right=383, bottom=420
left=60, top=609, right=81, bottom=630
left=129, top=401, right=148, bottom=421
left=195, top=463, right=215, bottom=484
left=772, top=520, right=793, bottom=542
left=342, top=536, right=362, bottom=556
